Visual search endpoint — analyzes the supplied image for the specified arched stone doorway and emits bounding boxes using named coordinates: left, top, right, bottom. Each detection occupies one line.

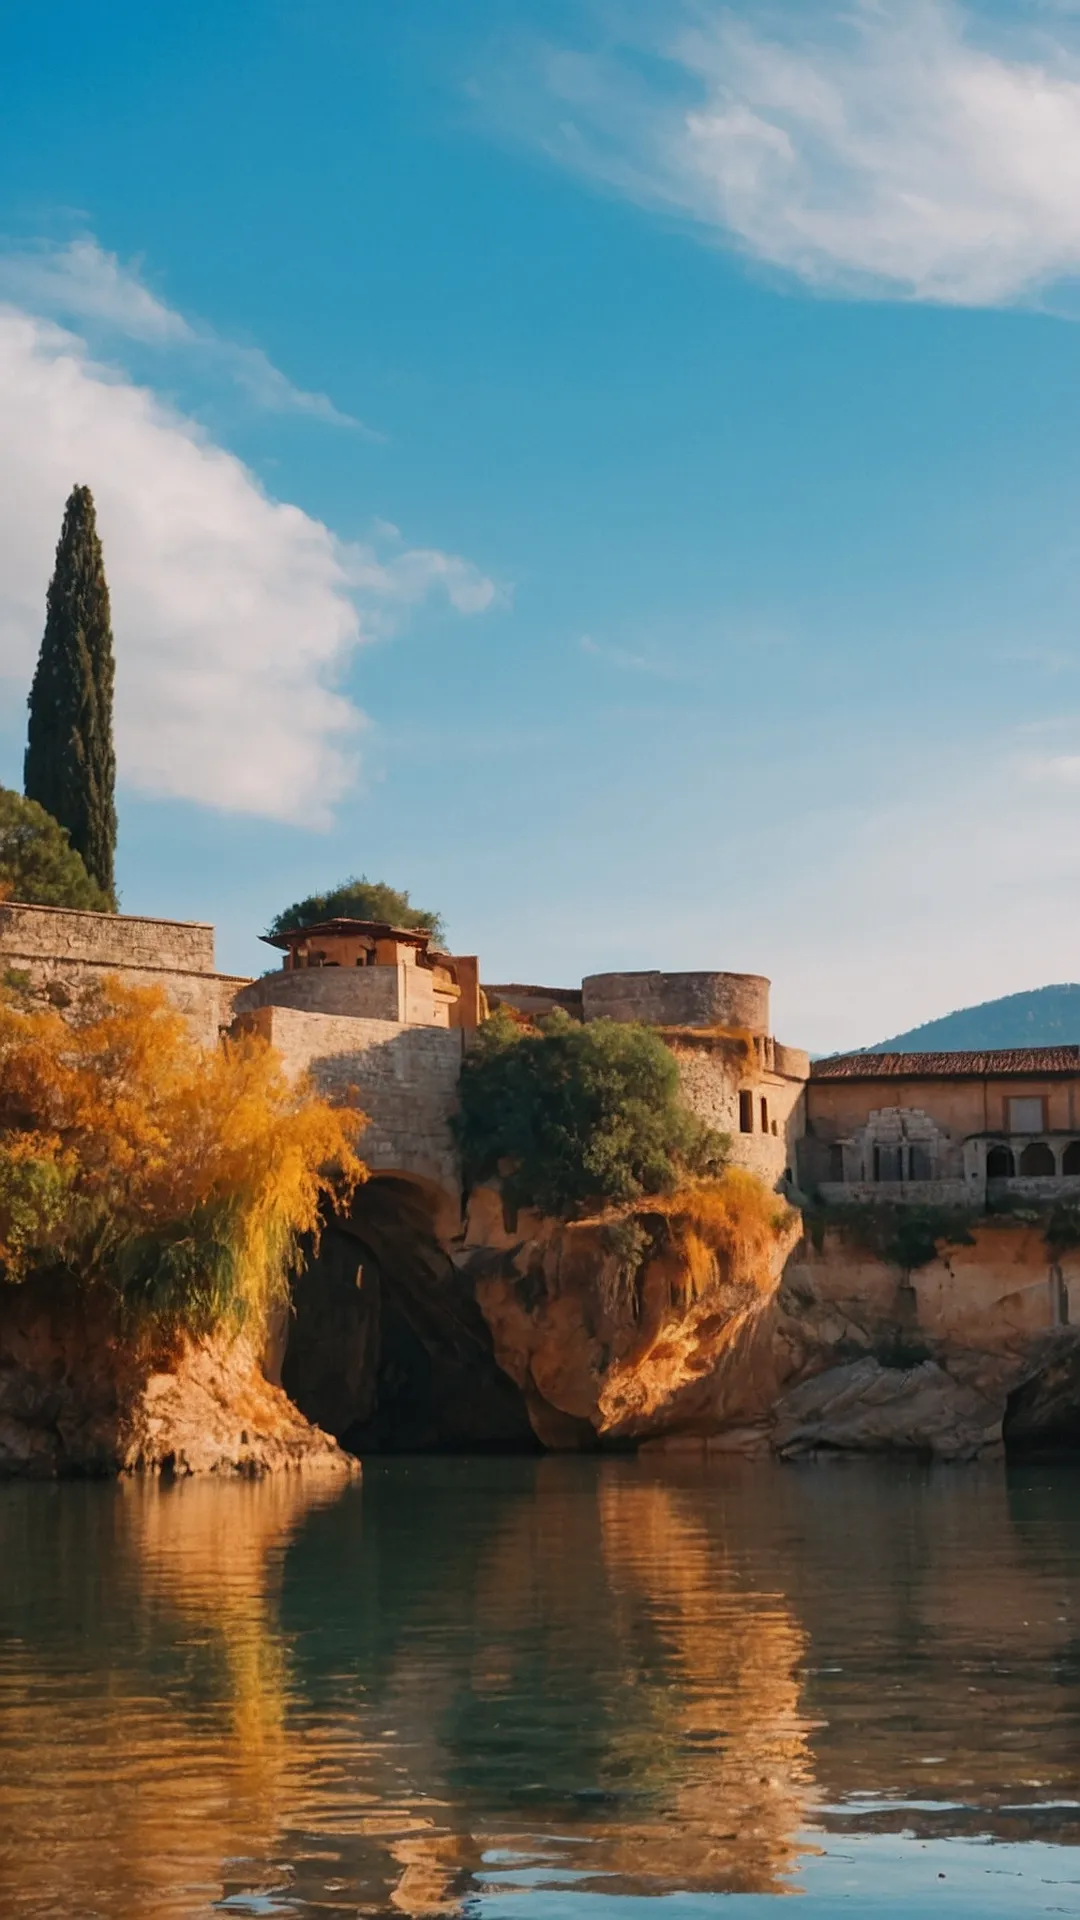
left=282, top=1174, right=537, bottom=1454
left=1019, top=1142, right=1056, bottom=1177
left=986, top=1143, right=1015, bottom=1179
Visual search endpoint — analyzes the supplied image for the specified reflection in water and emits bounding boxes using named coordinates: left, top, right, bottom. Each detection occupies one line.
left=0, top=1459, right=1079, bottom=1918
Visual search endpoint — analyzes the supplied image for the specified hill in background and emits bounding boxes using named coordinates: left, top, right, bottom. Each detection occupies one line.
left=866, top=984, right=1080, bottom=1054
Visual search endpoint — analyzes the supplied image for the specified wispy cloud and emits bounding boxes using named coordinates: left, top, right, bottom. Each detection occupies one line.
left=0, top=296, right=499, bottom=824
left=495, top=1, right=1080, bottom=306
left=580, top=632, right=652, bottom=671
left=0, top=237, right=367, bottom=427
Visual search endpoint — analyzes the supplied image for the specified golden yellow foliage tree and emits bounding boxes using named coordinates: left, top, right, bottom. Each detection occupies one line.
left=0, top=978, right=366, bottom=1332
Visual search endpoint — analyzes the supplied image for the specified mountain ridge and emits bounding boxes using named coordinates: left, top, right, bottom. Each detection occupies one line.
left=863, top=984, right=1080, bottom=1055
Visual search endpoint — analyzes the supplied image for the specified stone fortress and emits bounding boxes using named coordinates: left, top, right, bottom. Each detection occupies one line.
left=0, top=899, right=808, bottom=1198
left=12, top=894, right=1080, bottom=1459
left=5, top=895, right=1080, bottom=1215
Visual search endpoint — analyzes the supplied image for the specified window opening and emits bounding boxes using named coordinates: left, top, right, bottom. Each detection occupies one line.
left=1008, top=1096, right=1045, bottom=1134
left=739, top=1091, right=753, bottom=1134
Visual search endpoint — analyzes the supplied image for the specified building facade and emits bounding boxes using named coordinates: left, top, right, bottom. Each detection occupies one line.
left=801, top=1048, right=1080, bottom=1206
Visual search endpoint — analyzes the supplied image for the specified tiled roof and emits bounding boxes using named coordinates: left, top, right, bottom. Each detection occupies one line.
left=812, top=1047, right=1080, bottom=1080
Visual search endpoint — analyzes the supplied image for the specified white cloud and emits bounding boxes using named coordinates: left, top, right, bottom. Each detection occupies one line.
left=346, top=533, right=502, bottom=616
left=0, top=238, right=363, bottom=426
left=0, top=306, right=498, bottom=826
left=508, top=1, right=1080, bottom=305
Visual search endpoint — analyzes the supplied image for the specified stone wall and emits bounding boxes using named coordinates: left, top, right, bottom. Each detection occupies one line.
left=236, top=962, right=448, bottom=1026
left=0, top=901, right=246, bottom=1047
left=582, top=969, right=771, bottom=1033
left=0, top=900, right=216, bottom=971
left=237, top=1005, right=464, bottom=1191
left=665, top=1033, right=807, bottom=1188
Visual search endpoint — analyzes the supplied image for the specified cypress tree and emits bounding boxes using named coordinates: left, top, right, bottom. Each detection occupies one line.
left=24, top=485, right=117, bottom=907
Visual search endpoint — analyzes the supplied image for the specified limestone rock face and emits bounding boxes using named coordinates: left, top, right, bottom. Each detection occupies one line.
left=772, top=1356, right=1004, bottom=1461
left=458, top=1188, right=795, bottom=1453
left=1002, top=1330, right=1080, bottom=1451
left=769, top=1225, right=1080, bottom=1461
left=0, top=1273, right=355, bottom=1478
left=455, top=1206, right=1080, bottom=1459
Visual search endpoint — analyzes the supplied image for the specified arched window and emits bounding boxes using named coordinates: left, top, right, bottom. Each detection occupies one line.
left=1020, top=1141, right=1055, bottom=1177
left=1063, top=1141, right=1080, bottom=1176
left=986, top=1144, right=1015, bottom=1179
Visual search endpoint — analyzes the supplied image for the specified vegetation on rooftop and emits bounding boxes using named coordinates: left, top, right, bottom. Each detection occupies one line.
left=0, top=977, right=366, bottom=1334
left=453, top=1007, right=729, bottom=1221
left=267, top=875, right=445, bottom=944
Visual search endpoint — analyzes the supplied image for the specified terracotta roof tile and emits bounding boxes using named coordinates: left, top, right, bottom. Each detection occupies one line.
left=812, top=1047, right=1080, bottom=1080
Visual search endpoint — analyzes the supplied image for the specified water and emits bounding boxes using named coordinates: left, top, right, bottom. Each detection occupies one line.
left=1, top=1459, right=1079, bottom=1918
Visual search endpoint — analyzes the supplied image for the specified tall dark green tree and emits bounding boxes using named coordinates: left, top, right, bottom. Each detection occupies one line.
left=24, top=486, right=117, bottom=908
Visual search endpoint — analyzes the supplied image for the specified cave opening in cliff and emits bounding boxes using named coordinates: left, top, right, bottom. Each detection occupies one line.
left=1004, top=1350, right=1080, bottom=1456
left=281, top=1174, right=539, bottom=1455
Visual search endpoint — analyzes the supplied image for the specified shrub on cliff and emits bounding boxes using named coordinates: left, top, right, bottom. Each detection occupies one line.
left=0, top=787, right=113, bottom=912
left=0, top=978, right=366, bottom=1332
left=267, top=876, right=444, bottom=943
left=454, top=1009, right=728, bottom=1219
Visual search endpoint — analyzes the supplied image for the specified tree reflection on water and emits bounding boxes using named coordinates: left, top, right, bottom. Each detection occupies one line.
left=0, top=1456, right=1078, bottom=1918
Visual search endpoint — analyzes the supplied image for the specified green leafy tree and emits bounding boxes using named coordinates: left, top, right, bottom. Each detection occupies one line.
left=0, top=788, right=112, bottom=912
left=24, top=485, right=117, bottom=907
left=453, top=1009, right=729, bottom=1220
left=268, top=875, right=444, bottom=943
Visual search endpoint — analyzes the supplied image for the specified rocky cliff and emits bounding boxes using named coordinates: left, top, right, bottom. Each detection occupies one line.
left=282, top=1172, right=798, bottom=1456
left=0, top=1272, right=356, bottom=1478
left=770, top=1219, right=1080, bottom=1460
left=9, top=1185, right=1080, bottom=1472
left=280, top=1179, right=1080, bottom=1463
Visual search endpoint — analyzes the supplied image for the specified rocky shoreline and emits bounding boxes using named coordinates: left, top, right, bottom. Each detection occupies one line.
left=5, top=1208, right=1079, bottom=1474
left=0, top=1273, right=356, bottom=1478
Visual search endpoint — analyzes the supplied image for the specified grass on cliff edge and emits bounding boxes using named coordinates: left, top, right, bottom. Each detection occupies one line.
left=0, top=977, right=366, bottom=1335
left=454, top=1007, right=730, bottom=1220
left=595, top=1170, right=798, bottom=1319
left=804, top=1195, right=1080, bottom=1272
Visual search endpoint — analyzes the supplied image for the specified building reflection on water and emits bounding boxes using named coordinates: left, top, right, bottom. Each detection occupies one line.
left=0, top=1457, right=1078, bottom=1918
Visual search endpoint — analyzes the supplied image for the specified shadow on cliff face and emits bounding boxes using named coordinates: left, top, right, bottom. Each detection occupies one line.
left=282, top=1177, right=538, bottom=1455
left=1004, top=1338, right=1080, bottom=1456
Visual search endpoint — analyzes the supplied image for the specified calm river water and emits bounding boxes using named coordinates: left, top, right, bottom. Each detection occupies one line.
left=1, top=1458, right=1080, bottom=1917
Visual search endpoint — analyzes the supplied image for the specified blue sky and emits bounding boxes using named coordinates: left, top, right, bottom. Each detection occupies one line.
left=5, top=0, right=1080, bottom=1051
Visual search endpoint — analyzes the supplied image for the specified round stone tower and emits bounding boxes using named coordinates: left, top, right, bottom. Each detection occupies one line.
left=580, top=970, right=770, bottom=1033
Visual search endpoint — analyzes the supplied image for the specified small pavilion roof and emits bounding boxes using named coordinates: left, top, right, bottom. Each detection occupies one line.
left=261, top=917, right=434, bottom=952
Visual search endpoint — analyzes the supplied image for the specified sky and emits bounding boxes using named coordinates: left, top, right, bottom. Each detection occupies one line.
left=7, top=0, right=1080, bottom=1052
